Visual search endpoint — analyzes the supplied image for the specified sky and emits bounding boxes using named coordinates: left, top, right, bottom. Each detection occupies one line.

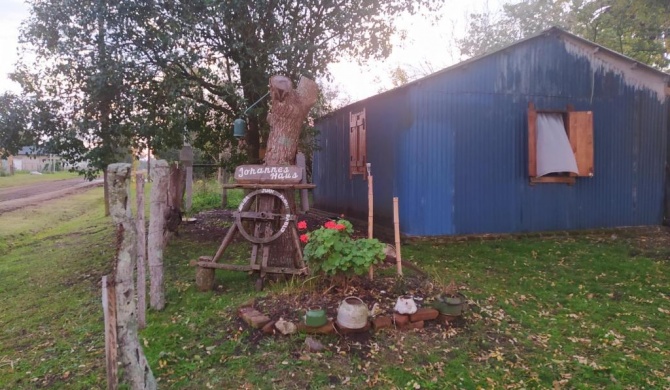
left=0, top=0, right=505, bottom=101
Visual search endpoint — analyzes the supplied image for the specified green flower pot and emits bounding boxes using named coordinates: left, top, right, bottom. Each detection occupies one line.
left=434, top=293, right=467, bottom=316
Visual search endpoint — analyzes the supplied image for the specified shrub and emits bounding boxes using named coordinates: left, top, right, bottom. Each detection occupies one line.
left=301, top=219, right=385, bottom=277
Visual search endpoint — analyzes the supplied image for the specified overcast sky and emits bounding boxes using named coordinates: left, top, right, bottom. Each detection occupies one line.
left=0, top=1, right=504, bottom=101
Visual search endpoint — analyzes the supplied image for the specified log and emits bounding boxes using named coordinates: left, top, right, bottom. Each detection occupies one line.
left=135, top=173, right=146, bottom=329
left=107, top=163, right=156, bottom=389
left=148, top=160, right=169, bottom=310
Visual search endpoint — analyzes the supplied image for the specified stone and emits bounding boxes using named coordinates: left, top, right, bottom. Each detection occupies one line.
left=297, top=320, right=335, bottom=335
left=393, top=313, right=410, bottom=327
left=238, top=306, right=257, bottom=317
left=239, top=298, right=256, bottom=309
left=372, top=316, right=393, bottom=331
left=275, top=319, right=298, bottom=335
left=248, top=314, right=271, bottom=329
left=305, top=337, right=324, bottom=352
left=410, top=308, right=439, bottom=322
left=261, top=320, right=276, bottom=334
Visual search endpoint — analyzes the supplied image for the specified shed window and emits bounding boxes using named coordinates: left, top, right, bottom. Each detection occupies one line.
left=528, top=102, right=594, bottom=184
left=349, top=108, right=367, bottom=178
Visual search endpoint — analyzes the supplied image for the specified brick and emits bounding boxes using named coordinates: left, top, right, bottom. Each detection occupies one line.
left=261, top=320, right=276, bottom=334
left=248, top=314, right=271, bottom=329
left=437, top=314, right=460, bottom=325
left=336, top=320, right=371, bottom=335
left=239, top=298, right=256, bottom=309
left=297, top=320, right=335, bottom=335
left=410, top=308, right=439, bottom=322
left=372, top=316, right=393, bottom=331
left=399, top=320, right=424, bottom=331
left=393, top=313, right=410, bottom=327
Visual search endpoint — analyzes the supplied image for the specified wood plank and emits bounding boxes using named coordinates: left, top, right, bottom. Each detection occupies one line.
left=222, top=183, right=316, bottom=189
left=530, top=176, right=576, bottom=184
left=234, top=165, right=303, bottom=184
left=190, top=261, right=308, bottom=275
left=528, top=102, right=537, bottom=177
left=568, top=111, right=594, bottom=177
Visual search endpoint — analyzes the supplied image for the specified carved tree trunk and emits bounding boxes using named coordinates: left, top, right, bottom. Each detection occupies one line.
left=265, top=76, right=319, bottom=165
left=107, top=163, right=156, bottom=390
left=148, top=160, right=169, bottom=310
left=262, top=76, right=319, bottom=268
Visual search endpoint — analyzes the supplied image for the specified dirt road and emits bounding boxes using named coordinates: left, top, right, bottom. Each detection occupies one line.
left=0, top=178, right=103, bottom=214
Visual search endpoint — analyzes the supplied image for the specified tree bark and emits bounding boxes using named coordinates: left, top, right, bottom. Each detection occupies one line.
left=135, top=173, right=147, bottom=329
left=107, top=163, right=156, bottom=390
left=265, top=76, right=319, bottom=165
left=148, top=160, right=169, bottom=310
left=262, top=76, right=319, bottom=268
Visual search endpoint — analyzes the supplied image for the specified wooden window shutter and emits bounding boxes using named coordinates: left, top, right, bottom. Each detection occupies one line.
left=527, top=102, right=537, bottom=177
left=349, top=109, right=366, bottom=177
left=357, top=109, right=366, bottom=167
left=349, top=111, right=358, bottom=176
left=567, top=111, right=594, bottom=177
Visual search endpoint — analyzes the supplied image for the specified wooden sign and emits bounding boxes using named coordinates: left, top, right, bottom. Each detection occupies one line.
left=234, top=165, right=302, bottom=184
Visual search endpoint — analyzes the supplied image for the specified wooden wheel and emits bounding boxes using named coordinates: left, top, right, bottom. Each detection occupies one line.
left=234, top=189, right=295, bottom=244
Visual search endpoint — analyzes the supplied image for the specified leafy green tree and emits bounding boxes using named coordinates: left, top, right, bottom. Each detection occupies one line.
left=124, top=0, right=441, bottom=163
left=458, top=0, right=669, bottom=71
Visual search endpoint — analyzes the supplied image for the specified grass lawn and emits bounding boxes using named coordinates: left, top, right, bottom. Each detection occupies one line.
left=0, top=187, right=668, bottom=389
left=0, top=171, right=80, bottom=189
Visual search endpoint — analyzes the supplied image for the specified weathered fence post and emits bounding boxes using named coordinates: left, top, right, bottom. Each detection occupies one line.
left=107, top=163, right=156, bottom=389
left=136, top=173, right=147, bottom=329
left=148, top=160, right=168, bottom=310
left=102, top=275, right=118, bottom=390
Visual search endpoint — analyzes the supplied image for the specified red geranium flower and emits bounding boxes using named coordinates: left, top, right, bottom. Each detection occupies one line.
left=297, top=220, right=307, bottom=230
left=300, top=234, right=309, bottom=243
left=324, top=220, right=337, bottom=229
left=334, top=224, right=346, bottom=231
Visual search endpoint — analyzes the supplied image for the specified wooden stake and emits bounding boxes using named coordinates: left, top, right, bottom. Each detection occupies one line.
left=368, top=175, right=374, bottom=280
left=393, top=197, right=403, bottom=276
left=148, top=160, right=169, bottom=310
left=135, top=173, right=146, bottom=329
left=102, top=275, right=118, bottom=390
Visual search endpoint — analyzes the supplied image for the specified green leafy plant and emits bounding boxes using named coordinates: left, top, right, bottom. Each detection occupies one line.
left=301, top=219, right=385, bottom=276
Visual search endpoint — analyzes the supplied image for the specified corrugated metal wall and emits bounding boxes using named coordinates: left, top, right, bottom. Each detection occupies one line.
left=314, top=33, right=669, bottom=236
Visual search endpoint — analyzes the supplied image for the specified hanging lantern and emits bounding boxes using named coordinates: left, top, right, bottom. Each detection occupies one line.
left=233, top=118, right=246, bottom=138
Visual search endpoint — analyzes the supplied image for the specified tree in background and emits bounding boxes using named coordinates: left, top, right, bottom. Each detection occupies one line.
left=458, top=0, right=669, bottom=71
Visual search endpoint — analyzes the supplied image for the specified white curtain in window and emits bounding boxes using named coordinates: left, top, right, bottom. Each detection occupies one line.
left=536, top=113, right=578, bottom=177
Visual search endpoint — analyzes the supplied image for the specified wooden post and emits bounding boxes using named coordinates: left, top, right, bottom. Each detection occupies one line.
left=296, top=152, right=310, bottom=213
left=135, top=173, right=147, bottom=329
left=148, top=160, right=168, bottom=310
left=221, top=171, right=229, bottom=208
left=393, top=197, right=403, bottom=276
left=180, top=144, right=193, bottom=212
left=107, top=163, right=157, bottom=389
left=102, top=275, right=118, bottom=390
left=368, top=174, right=374, bottom=280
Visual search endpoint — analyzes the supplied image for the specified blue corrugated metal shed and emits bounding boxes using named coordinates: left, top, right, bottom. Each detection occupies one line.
left=313, top=28, right=670, bottom=236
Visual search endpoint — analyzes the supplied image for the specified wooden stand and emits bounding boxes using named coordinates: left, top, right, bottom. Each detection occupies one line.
left=192, top=182, right=315, bottom=291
